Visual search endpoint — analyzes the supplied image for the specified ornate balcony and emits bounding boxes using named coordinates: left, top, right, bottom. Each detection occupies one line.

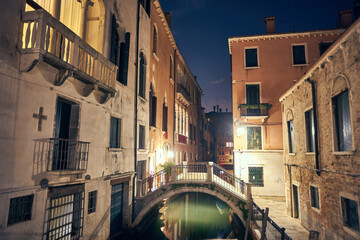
left=239, top=103, right=271, bottom=117
left=19, top=9, right=116, bottom=102
left=34, top=138, right=90, bottom=172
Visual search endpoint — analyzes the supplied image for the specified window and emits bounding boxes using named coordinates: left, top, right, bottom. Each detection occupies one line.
left=247, top=127, right=262, bottom=150
left=47, top=189, right=84, bottom=239
left=341, top=197, right=359, bottom=231
left=189, top=124, right=193, bottom=141
left=162, top=103, right=168, bottom=131
left=310, top=186, right=320, bottom=209
left=110, top=15, right=120, bottom=66
left=245, top=48, right=258, bottom=68
left=149, top=88, right=157, bottom=127
left=246, top=84, right=260, bottom=115
left=139, top=125, right=145, bottom=149
left=88, top=191, right=97, bottom=214
left=110, top=117, right=121, bottom=148
left=118, top=32, right=130, bottom=85
left=152, top=26, right=158, bottom=55
left=7, top=194, right=34, bottom=225
left=137, top=161, right=146, bottom=180
left=305, top=109, right=315, bottom=152
left=139, top=52, right=146, bottom=98
left=194, top=126, right=196, bottom=142
left=249, top=167, right=263, bottom=187
left=287, top=120, right=295, bottom=153
left=333, top=90, right=352, bottom=151
left=319, top=42, right=332, bottom=55
left=292, top=45, right=306, bottom=65
left=226, top=142, right=234, bottom=147
left=170, top=56, right=174, bottom=79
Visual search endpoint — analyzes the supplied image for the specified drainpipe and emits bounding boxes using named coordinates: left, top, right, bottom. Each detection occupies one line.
left=305, top=78, right=321, bottom=176
left=173, top=49, right=177, bottom=160
left=132, top=0, right=140, bottom=223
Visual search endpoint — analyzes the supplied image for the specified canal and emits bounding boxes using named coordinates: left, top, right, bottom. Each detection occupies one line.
left=130, top=192, right=240, bottom=240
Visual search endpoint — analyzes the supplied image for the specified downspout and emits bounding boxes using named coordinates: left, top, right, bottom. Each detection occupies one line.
left=172, top=49, right=177, bottom=160
left=305, top=78, right=321, bottom=176
left=132, top=0, right=140, bottom=223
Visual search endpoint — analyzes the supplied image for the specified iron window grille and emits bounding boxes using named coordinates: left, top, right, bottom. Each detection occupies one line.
left=47, top=192, right=84, bottom=240
left=88, top=191, right=97, bottom=214
left=249, top=167, right=264, bottom=187
left=7, top=194, right=34, bottom=226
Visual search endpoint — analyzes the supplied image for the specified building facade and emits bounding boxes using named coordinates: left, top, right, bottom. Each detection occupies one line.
left=229, top=15, right=348, bottom=196
left=206, top=107, right=234, bottom=173
left=280, top=18, right=360, bottom=240
left=0, top=0, right=150, bottom=239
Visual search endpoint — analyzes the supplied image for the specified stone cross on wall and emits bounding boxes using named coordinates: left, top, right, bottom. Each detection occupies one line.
left=33, top=107, right=47, bottom=131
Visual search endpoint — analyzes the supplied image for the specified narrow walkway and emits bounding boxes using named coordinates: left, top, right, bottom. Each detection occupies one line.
left=253, top=196, right=309, bottom=240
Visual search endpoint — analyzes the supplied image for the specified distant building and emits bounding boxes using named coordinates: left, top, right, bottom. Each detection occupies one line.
left=280, top=18, right=360, bottom=240
left=228, top=13, right=350, bottom=196
left=199, top=107, right=212, bottom=162
left=206, top=107, right=234, bottom=173
left=0, top=0, right=150, bottom=238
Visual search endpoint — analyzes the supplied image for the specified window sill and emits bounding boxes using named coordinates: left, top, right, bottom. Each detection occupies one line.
left=244, top=66, right=260, bottom=70
left=150, top=126, right=157, bottom=131
left=108, top=148, right=123, bottom=152
left=152, top=52, right=159, bottom=62
left=332, top=151, right=355, bottom=156
left=305, top=152, right=315, bottom=156
left=292, top=63, right=309, bottom=67
left=138, top=148, right=147, bottom=152
left=288, top=153, right=296, bottom=156
left=138, top=95, right=147, bottom=103
left=311, top=206, right=321, bottom=214
left=343, top=225, right=360, bottom=239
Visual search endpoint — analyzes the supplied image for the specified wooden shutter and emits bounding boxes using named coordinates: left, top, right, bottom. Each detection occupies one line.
left=69, top=104, right=80, bottom=140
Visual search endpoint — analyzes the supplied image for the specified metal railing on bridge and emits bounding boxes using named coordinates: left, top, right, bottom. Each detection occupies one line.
left=138, top=162, right=250, bottom=201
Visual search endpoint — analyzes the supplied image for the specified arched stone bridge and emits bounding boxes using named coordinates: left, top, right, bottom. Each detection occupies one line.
left=133, top=162, right=252, bottom=227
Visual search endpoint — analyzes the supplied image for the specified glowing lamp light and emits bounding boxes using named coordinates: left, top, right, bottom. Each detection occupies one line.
left=167, top=151, right=174, bottom=158
left=236, top=126, right=245, bottom=136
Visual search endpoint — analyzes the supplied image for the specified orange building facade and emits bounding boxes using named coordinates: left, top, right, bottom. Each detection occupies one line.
left=229, top=16, right=346, bottom=196
left=149, top=0, right=202, bottom=174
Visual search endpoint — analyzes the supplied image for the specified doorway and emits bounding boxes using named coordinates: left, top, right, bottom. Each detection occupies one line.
left=110, top=183, right=124, bottom=237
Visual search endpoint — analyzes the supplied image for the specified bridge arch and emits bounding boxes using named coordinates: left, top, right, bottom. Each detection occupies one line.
left=133, top=182, right=248, bottom=227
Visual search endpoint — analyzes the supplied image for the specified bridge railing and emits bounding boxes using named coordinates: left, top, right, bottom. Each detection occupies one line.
left=138, top=162, right=250, bottom=201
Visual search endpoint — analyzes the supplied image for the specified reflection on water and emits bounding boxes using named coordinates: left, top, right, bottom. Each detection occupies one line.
left=139, top=193, right=232, bottom=240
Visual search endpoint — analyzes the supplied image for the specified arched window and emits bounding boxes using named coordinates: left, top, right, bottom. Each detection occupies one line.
left=153, top=26, right=158, bottom=55
left=162, top=100, right=168, bottom=131
left=139, top=52, right=146, bottom=98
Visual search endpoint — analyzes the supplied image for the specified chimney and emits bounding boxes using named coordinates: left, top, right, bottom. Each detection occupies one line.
left=216, top=105, right=219, bottom=113
left=220, top=108, right=222, bottom=113
left=213, top=106, right=216, bottom=112
left=338, top=9, right=353, bottom=28
left=264, top=16, right=276, bottom=34
left=165, top=12, right=172, bottom=29
left=355, top=0, right=360, bottom=20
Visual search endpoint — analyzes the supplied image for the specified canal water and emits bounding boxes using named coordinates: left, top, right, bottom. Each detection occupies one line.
left=134, top=192, right=234, bottom=240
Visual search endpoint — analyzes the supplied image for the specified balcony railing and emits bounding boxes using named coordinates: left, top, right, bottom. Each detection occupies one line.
left=35, top=138, right=90, bottom=171
left=239, top=103, right=271, bottom=117
left=178, top=133, right=188, bottom=144
left=20, top=9, right=116, bottom=94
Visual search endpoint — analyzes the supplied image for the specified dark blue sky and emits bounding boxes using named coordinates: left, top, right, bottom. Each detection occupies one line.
left=158, top=0, right=355, bottom=112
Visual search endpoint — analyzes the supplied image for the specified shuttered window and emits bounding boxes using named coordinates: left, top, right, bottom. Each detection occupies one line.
left=162, top=103, right=168, bottom=132
left=139, top=53, right=146, bottom=98
left=139, top=125, right=145, bottom=149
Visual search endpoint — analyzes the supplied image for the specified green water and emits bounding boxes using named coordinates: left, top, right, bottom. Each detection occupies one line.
left=136, top=193, right=232, bottom=240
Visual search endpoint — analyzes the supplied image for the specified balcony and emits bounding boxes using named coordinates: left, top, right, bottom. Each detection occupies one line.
left=177, top=133, right=188, bottom=144
left=239, top=103, right=271, bottom=118
left=177, top=84, right=191, bottom=103
left=34, top=138, right=90, bottom=172
left=19, top=10, right=116, bottom=101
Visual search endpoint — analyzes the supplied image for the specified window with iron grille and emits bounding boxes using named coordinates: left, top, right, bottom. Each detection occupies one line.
left=88, top=191, right=97, bottom=214
left=310, top=186, right=320, bottom=209
left=249, top=167, right=263, bottom=187
left=7, top=194, right=34, bottom=226
left=47, top=192, right=84, bottom=240
left=341, top=197, right=359, bottom=231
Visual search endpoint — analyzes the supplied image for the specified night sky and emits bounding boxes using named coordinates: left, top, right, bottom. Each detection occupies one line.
left=158, top=0, right=355, bottom=113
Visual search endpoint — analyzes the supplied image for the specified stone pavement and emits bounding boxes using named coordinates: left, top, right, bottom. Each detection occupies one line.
left=252, top=196, right=309, bottom=240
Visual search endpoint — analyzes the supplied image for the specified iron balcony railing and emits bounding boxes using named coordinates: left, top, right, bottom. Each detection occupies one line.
left=239, top=103, right=271, bottom=117
left=35, top=138, right=90, bottom=171
left=20, top=9, right=116, bottom=93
